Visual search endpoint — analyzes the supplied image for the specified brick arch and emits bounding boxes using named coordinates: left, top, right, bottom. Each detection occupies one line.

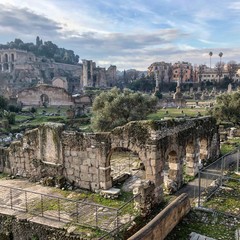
left=106, top=147, right=145, bottom=185
left=107, top=144, right=152, bottom=182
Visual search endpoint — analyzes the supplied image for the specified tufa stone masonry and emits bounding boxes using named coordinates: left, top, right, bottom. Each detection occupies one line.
left=0, top=117, right=219, bottom=204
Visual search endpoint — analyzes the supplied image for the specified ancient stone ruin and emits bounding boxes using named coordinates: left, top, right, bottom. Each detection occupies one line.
left=0, top=117, right=219, bottom=205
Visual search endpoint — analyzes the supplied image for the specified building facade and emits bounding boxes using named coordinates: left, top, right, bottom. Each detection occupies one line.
left=0, top=49, right=36, bottom=72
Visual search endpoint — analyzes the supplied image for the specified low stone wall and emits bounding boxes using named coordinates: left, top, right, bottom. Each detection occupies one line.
left=128, top=193, right=191, bottom=240
left=0, top=212, right=83, bottom=240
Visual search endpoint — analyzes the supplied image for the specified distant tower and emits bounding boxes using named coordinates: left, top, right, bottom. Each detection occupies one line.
left=81, top=59, right=94, bottom=88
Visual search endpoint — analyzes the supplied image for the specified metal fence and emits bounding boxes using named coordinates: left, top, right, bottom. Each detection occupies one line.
left=197, top=147, right=240, bottom=209
left=0, top=184, right=139, bottom=234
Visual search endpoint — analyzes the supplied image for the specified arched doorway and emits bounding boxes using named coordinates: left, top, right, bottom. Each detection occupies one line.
left=109, top=148, right=145, bottom=192
left=40, top=94, right=49, bottom=107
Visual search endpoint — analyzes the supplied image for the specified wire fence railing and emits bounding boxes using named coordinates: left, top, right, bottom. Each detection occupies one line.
left=0, top=184, right=140, bottom=234
left=196, top=147, right=240, bottom=218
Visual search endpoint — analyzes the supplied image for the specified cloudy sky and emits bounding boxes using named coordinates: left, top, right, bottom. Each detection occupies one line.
left=0, top=0, right=240, bottom=70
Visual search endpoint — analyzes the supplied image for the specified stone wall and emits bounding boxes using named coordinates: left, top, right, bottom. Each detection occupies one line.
left=0, top=212, right=83, bottom=240
left=128, top=193, right=191, bottom=240
left=0, top=117, right=219, bottom=203
left=17, top=84, right=74, bottom=106
left=62, top=131, right=111, bottom=190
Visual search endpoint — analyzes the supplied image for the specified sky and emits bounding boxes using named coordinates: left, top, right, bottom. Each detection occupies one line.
left=0, top=0, right=240, bottom=70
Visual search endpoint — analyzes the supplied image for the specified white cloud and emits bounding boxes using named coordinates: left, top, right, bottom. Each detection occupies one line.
left=0, top=0, right=240, bottom=70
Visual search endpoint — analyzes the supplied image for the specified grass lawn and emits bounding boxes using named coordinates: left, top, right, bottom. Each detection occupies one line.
left=220, top=137, right=240, bottom=155
left=203, top=173, right=240, bottom=215
left=166, top=210, right=239, bottom=240
left=147, top=107, right=208, bottom=120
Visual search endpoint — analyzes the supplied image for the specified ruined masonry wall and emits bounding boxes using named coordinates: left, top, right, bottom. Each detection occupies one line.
left=0, top=212, right=82, bottom=240
left=62, top=131, right=111, bottom=191
left=0, top=117, right=220, bottom=195
left=128, top=193, right=191, bottom=240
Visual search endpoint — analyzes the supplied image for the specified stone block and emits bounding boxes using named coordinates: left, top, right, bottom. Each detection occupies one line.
left=82, top=158, right=90, bottom=166
left=186, top=161, right=197, bottom=168
left=80, top=165, right=89, bottom=172
left=169, top=162, right=180, bottom=170
left=64, top=150, right=70, bottom=157
left=78, top=181, right=90, bottom=190
left=88, top=152, right=96, bottom=159
left=66, top=168, right=74, bottom=175
left=80, top=173, right=92, bottom=182
left=78, top=151, right=87, bottom=158
left=89, top=167, right=97, bottom=174
left=92, top=173, right=98, bottom=182
left=72, top=157, right=80, bottom=166
left=71, top=151, right=78, bottom=157
left=90, top=182, right=99, bottom=191
left=99, top=181, right=112, bottom=190
left=74, top=170, right=81, bottom=178
left=89, top=158, right=97, bottom=167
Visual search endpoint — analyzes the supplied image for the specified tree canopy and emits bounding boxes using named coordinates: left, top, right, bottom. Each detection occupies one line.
left=0, top=37, right=79, bottom=65
left=209, top=91, right=240, bottom=125
left=91, top=88, right=158, bottom=131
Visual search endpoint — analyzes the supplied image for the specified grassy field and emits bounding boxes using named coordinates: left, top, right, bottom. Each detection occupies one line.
left=147, top=107, right=208, bottom=120
left=166, top=209, right=240, bottom=240
left=166, top=171, right=240, bottom=240
left=220, top=137, right=240, bottom=155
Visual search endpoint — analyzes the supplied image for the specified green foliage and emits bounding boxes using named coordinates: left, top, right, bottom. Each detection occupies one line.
left=147, top=108, right=207, bottom=120
left=209, top=92, right=240, bottom=125
left=30, top=107, right=37, bottom=113
left=220, top=137, right=240, bottom=155
left=166, top=210, right=239, bottom=240
left=91, top=88, right=157, bottom=131
left=0, top=96, right=8, bottom=110
left=154, top=90, right=163, bottom=99
left=3, top=111, right=15, bottom=124
left=8, top=105, right=21, bottom=113
left=203, top=178, right=240, bottom=215
left=0, top=37, right=79, bottom=65
left=126, top=76, right=155, bottom=92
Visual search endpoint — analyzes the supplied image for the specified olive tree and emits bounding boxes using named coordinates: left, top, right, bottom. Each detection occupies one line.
left=209, top=92, right=240, bottom=125
left=91, top=87, right=158, bottom=131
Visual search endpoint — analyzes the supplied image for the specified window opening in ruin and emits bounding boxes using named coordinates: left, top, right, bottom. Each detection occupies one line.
left=110, top=148, right=145, bottom=191
left=4, top=54, right=8, bottom=62
left=11, top=53, right=14, bottom=62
